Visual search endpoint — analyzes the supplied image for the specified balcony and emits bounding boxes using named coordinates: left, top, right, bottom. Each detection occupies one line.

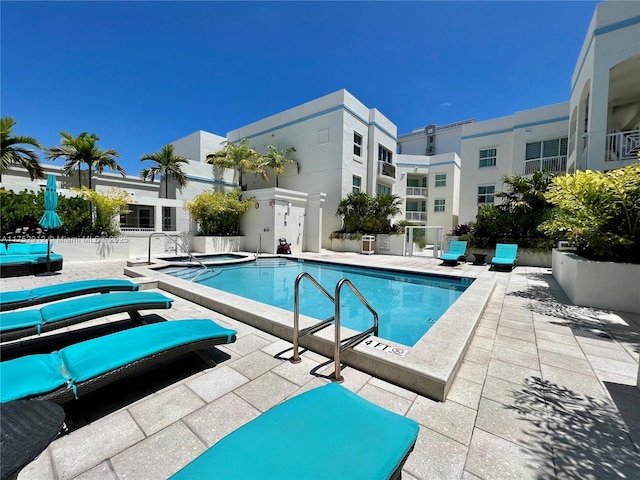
left=377, top=161, right=396, bottom=180
left=406, top=187, right=428, bottom=197
left=606, top=129, right=640, bottom=162
left=405, top=211, right=427, bottom=222
left=523, top=156, right=567, bottom=176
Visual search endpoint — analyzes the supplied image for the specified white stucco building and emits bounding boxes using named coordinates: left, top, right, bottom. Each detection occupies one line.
left=457, top=102, right=570, bottom=223
left=2, top=0, right=637, bottom=254
left=567, top=0, right=640, bottom=174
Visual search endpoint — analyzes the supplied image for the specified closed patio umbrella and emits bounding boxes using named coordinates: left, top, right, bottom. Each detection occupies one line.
left=39, top=174, right=63, bottom=271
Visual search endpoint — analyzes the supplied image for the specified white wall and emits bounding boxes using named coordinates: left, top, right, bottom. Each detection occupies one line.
left=568, top=1, right=640, bottom=173
left=227, top=89, right=397, bottom=249
left=459, top=104, right=568, bottom=224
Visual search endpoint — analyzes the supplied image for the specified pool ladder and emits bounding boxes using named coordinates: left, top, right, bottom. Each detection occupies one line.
left=291, top=272, right=378, bottom=382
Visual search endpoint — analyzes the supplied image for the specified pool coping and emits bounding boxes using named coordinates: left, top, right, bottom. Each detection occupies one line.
left=124, top=255, right=495, bottom=401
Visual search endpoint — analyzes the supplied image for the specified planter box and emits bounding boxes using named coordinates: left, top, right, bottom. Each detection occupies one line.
left=191, top=236, right=244, bottom=253
left=553, top=249, right=640, bottom=313
left=468, top=247, right=551, bottom=268
left=329, top=238, right=361, bottom=252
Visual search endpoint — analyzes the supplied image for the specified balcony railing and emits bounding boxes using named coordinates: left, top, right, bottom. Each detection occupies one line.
left=406, top=187, right=428, bottom=197
left=377, top=161, right=396, bottom=179
left=606, top=129, right=640, bottom=161
left=405, top=211, right=427, bottom=222
left=523, top=156, right=567, bottom=175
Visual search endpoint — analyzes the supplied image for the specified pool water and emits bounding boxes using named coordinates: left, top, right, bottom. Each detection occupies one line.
left=162, top=258, right=472, bottom=346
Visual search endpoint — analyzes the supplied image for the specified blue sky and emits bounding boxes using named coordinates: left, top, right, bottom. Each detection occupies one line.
left=2, top=1, right=598, bottom=175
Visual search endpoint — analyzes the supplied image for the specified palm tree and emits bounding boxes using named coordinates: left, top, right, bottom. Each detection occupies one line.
left=0, top=116, right=45, bottom=181
left=46, top=132, right=124, bottom=189
left=263, top=144, right=299, bottom=187
left=206, top=138, right=266, bottom=190
left=140, top=144, right=190, bottom=198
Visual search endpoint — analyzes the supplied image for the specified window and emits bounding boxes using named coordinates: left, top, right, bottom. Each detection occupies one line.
left=479, top=148, right=497, bottom=168
left=434, top=199, right=446, bottom=212
left=378, top=145, right=393, bottom=163
left=526, top=138, right=568, bottom=160
left=352, top=175, right=361, bottom=193
left=353, top=132, right=363, bottom=157
left=376, top=183, right=391, bottom=195
left=435, top=173, right=446, bottom=187
left=478, top=185, right=495, bottom=205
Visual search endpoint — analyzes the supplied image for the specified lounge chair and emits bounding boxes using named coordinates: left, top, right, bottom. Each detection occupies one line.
left=170, top=383, right=420, bottom=480
left=440, top=240, right=468, bottom=265
left=0, top=278, right=140, bottom=311
left=490, top=243, right=518, bottom=271
left=0, top=291, right=173, bottom=342
left=0, top=319, right=237, bottom=403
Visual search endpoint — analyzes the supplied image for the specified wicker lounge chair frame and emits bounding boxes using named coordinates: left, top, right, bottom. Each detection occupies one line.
left=0, top=292, right=173, bottom=342
left=0, top=279, right=140, bottom=312
left=1, top=320, right=237, bottom=404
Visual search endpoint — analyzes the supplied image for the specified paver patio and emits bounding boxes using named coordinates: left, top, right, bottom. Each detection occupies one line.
left=1, top=252, right=638, bottom=479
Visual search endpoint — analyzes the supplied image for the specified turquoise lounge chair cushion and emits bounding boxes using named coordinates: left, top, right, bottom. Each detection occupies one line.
left=61, top=319, right=236, bottom=383
left=0, top=309, right=44, bottom=330
left=491, top=243, right=518, bottom=266
left=440, top=241, right=467, bottom=262
left=31, top=279, right=138, bottom=300
left=0, top=354, right=69, bottom=403
left=0, top=320, right=237, bottom=402
left=7, top=243, right=32, bottom=254
left=38, top=291, right=172, bottom=324
left=0, top=279, right=139, bottom=308
left=0, top=289, right=34, bottom=305
left=171, top=383, right=420, bottom=480
left=0, top=291, right=173, bottom=333
left=29, top=243, right=50, bottom=254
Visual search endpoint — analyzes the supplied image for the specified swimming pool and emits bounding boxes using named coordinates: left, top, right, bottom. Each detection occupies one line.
left=160, top=258, right=472, bottom=346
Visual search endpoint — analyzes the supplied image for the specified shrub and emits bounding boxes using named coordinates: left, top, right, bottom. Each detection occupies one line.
left=74, top=187, right=131, bottom=236
left=335, top=192, right=401, bottom=234
left=539, top=164, right=640, bottom=263
left=185, top=188, right=254, bottom=236
left=0, top=188, right=103, bottom=237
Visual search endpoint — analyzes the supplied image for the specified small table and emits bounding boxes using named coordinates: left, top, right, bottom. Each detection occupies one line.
left=1, top=400, right=65, bottom=480
left=472, top=253, right=488, bottom=265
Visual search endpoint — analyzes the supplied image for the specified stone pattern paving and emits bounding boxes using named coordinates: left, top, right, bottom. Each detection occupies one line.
left=1, top=254, right=638, bottom=480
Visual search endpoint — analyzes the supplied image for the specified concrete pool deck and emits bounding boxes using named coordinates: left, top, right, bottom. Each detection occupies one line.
left=2, top=252, right=639, bottom=479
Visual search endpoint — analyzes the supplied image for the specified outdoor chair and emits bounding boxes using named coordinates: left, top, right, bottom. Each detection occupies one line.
left=170, top=382, right=420, bottom=480
left=490, top=243, right=518, bottom=271
left=439, top=240, right=468, bottom=266
left=0, top=319, right=237, bottom=403
left=0, top=291, right=173, bottom=342
left=0, top=279, right=141, bottom=312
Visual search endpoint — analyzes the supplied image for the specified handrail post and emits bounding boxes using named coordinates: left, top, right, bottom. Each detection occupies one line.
left=291, top=272, right=304, bottom=364
left=334, top=279, right=345, bottom=382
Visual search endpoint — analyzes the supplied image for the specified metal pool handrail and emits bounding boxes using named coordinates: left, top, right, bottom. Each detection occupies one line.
left=333, top=278, right=379, bottom=382
left=291, top=272, right=335, bottom=364
left=147, top=233, right=209, bottom=281
left=291, top=272, right=379, bottom=383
